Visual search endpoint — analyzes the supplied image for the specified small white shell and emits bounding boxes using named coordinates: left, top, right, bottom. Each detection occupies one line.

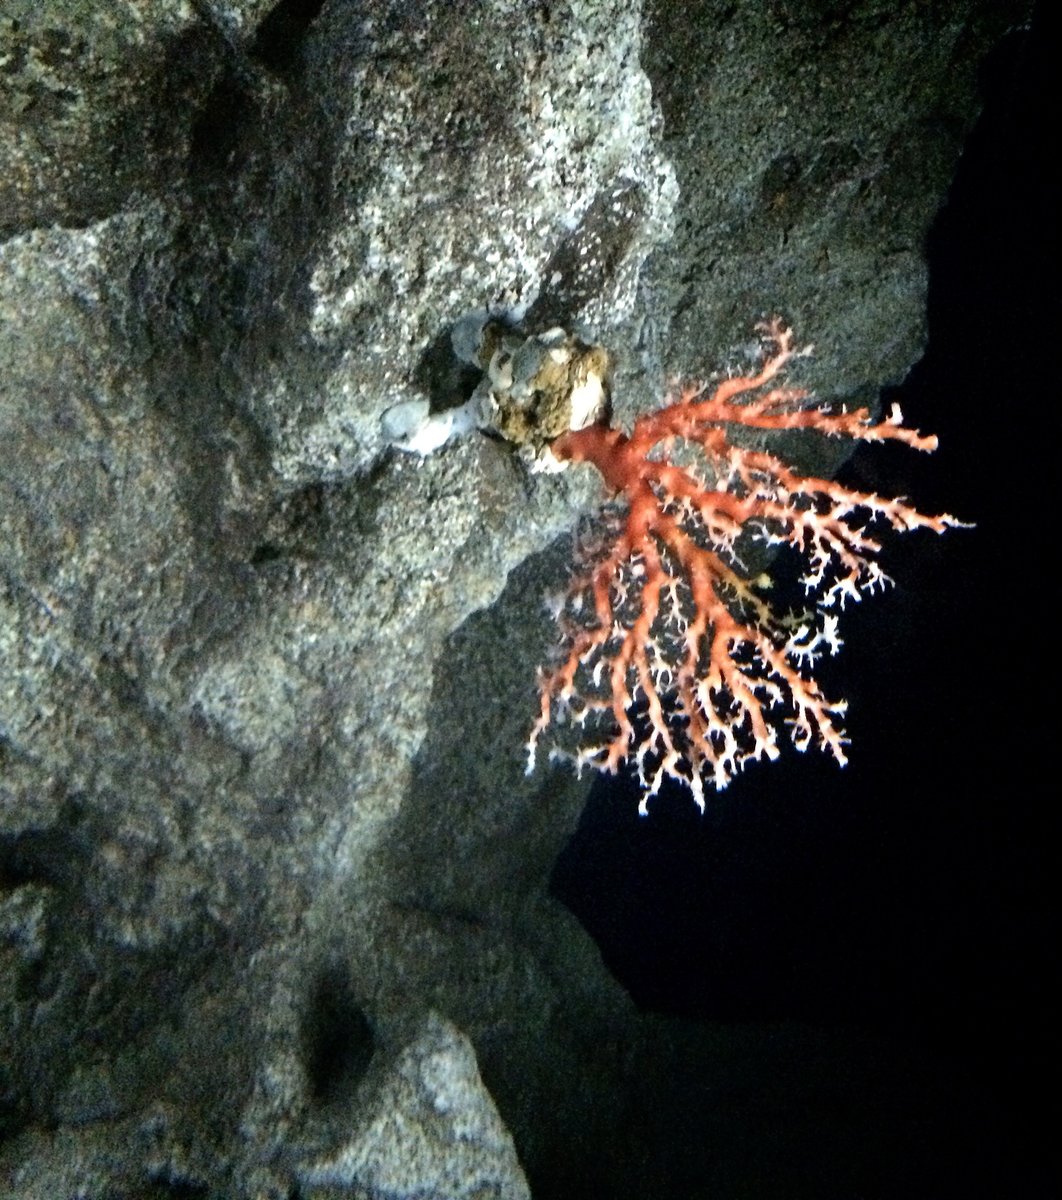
left=381, top=397, right=482, bottom=455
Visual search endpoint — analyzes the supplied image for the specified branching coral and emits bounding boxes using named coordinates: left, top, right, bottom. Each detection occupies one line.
left=527, top=320, right=963, bottom=811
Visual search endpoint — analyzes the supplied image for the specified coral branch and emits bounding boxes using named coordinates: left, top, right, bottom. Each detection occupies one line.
left=527, top=320, right=964, bottom=811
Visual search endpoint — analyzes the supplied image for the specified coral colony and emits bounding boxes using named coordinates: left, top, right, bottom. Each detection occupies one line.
left=525, top=321, right=962, bottom=811
left=384, top=316, right=962, bottom=812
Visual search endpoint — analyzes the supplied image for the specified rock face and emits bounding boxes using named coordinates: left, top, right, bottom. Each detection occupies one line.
left=0, top=1, right=1028, bottom=1196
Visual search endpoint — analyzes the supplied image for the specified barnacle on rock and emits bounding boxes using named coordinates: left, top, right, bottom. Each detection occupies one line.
left=383, top=314, right=612, bottom=467
left=472, top=323, right=612, bottom=459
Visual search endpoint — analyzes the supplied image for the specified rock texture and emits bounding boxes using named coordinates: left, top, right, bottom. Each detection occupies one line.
left=0, top=0, right=1029, bottom=1196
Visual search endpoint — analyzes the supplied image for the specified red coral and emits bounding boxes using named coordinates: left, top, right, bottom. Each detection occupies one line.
left=527, top=320, right=963, bottom=811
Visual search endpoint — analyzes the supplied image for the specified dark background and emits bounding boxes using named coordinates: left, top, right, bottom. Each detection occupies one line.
left=553, top=7, right=1053, bottom=1190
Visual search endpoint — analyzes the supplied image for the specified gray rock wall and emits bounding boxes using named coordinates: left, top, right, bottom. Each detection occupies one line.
left=0, top=1, right=1028, bottom=1195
